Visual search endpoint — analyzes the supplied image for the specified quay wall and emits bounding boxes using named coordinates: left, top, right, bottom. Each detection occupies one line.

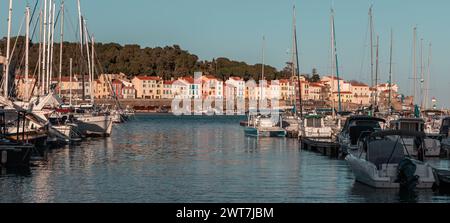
left=94, top=99, right=345, bottom=112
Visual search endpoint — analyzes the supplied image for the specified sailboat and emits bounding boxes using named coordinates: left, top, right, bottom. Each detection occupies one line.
left=244, top=36, right=286, bottom=137
left=282, top=5, right=301, bottom=136
left=68, top=0, right=113, bottom=137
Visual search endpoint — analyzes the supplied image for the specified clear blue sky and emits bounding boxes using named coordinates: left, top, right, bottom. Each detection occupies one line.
left=2, top=0, right=450, bottom=107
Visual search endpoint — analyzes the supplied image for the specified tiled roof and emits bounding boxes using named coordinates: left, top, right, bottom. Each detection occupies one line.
left=351, top=83, right=369, bottom=87
left=230, top=76, right=243, bottom=81
left=135, top=76, right=162, bottom=81
left=333, top=91, right=352, bottom=94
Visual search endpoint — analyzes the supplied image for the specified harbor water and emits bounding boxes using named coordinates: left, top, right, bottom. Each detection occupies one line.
left=1, top=114, right=450, bottom=203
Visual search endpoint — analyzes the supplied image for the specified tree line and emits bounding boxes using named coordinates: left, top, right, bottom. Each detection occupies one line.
left=1, top=36, right=321, bottom=82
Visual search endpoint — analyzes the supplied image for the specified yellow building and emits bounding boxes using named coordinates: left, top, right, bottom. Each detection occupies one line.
left=351, top=83, right=370, bottom=105
left=132, top=76, right=163, bottom=99
left=308, top=83, right=324, bottom=101
left=332, top=91, right=353, bottom=103
left=94, top=73, right=130, bottom=99
left=279, top=79, right=290, bottom=100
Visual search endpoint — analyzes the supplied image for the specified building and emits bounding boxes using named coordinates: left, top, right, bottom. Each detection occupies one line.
left=267, top=80, right=281, bottom=99
left=181, top=76, right=200, bottom=99
left=173, top=78, right=191, bottom=99
left=95, top=73, right=130, bottom=99
left=225, top=76, right=246, bottom=100
left=308, top=83, right=323, bottom=101
left=122, top=86, right=136, bottom=99
left=162, top=80, right=175, bottom=99
left=320, top=76, right=346, bottom=100
left=376, top=83, right=399, bottom=95
left=201, top=75, right=223, bottom=99
left=132, top=76, right=163, bottom=99
left=14, top=75, right=36, bottom=100
left=57, top=75, right=92, bottom=101
left=278, top=79, right=291, bottom=101
left=332, top=91, right=353, bottom=103
left=111, top=79, right=124, bottom=99
left=351, top=82, right=370, bottom=105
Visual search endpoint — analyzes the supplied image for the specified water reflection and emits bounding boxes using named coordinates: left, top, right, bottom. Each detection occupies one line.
left=0, top=114, right=449, bottom=203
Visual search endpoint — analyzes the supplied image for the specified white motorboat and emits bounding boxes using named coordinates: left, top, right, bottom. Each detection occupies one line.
left=244, top=111, right=286, bottom=137
left=389, top=118, right=441, bottom=157
left=299, top=114, right=333, bottom=140
left=337, top=116, right=386, bottom=155
left=345, top=130, right=435, bottom=189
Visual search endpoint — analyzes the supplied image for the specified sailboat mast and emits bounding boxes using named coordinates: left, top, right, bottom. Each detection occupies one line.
left=83, top=18, right=93, bottom=102
left=59, top=1, right=65, bottom=96
left=42, top=0, right=48, bottom=96
left=91, top=35, right=95, bottom=104
left=77, top=0, right=86, bottom=100
left=330, top=7, right=336, bottom=117
left=420, top=38, right=424, bottom=109
left=49, top=2, right=56, bottom=93
left=369, top=6, right=374, bottom=99
left=25, top=6, right=31, bottom=102
left=293, top=10, right=302, bottom=118
left=70, top=58, right=73, bottom=106
left=388, top=29, right=393, bottom=110
left=290, top=5, right=296, bottom=106
left=375, top=35, right=379, bottom=105
left=413, top=27, right=417, bottom=105
left=332, top=8, right=342, bottom=113
left=3, top=0, right=13, bottom=98
left=45, top=1, right=53, bottom=94
left=425, top=43, right=431, bottom=109
left=37, top=10, right=42, bottom=97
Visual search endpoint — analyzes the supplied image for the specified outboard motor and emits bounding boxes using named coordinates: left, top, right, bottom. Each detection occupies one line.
left=397, top=158, right=419, bottom=191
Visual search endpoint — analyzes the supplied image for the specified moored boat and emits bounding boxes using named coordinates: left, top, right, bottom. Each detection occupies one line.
left=337, top=116, right=386, bottom=156
left=345, top=130, right=435, bottom=189
left=244, top=111, right=286, bottom=137
left=389, top=118, right=441, bottom=157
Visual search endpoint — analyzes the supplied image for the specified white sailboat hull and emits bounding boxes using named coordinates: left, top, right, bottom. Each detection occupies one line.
left=75, top=115, right=113, bottom=137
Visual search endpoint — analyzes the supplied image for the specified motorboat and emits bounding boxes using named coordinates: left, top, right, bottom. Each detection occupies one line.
left=244, top=111, right=286, bottom=137
left=0, top=110, right=35, bottom=167
left=389, top=118, right=441, bottom=157
left=299, top=114, right=333, bottom=141
left=345, top=130, right=435, bottom=189
left=337, top=116, right=386, bottom=155
left=421, top=110, right=445, bottom=139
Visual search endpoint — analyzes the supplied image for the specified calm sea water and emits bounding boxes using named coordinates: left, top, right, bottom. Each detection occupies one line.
left=1, top=114, right=450, bottom=203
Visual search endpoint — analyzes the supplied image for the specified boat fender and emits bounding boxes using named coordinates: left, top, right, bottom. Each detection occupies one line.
left=397, top=158, right=419, bottom=191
